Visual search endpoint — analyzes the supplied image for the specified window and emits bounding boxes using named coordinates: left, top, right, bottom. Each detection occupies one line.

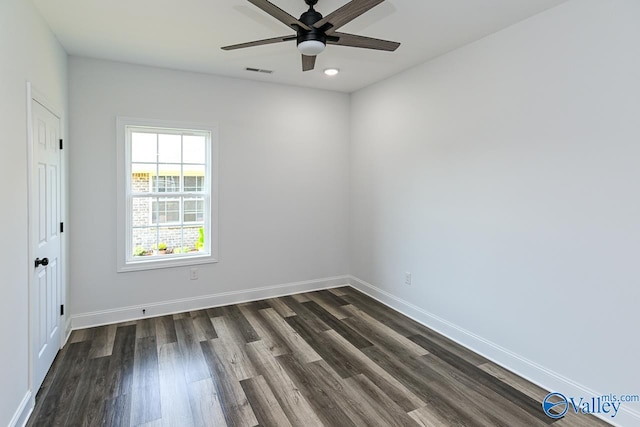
left=116, top=117, right=218, bottom=272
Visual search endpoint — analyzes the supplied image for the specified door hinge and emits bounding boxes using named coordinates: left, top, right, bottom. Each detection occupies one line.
left=59, top=138, right=63, bottom=150
left=60, top=222, right=64, bottom=233
left=60, top=304, right=64, bottom=316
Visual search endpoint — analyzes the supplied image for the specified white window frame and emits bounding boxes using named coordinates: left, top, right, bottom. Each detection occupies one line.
left=116, top=117, right=219, bottom=272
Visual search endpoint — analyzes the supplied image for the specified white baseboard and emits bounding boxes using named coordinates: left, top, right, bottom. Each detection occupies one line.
left=71, top=275, right=350, bottom=330
left=348, top=275, right=640, bottom=427
left=9, top=391, right=33, bottom=427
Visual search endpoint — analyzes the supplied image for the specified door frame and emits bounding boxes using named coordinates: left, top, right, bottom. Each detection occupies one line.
left=26, top=81, right=67, bottom=395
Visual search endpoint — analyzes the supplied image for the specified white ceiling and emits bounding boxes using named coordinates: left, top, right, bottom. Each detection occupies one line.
left=33, top=0, right=567, bottom=93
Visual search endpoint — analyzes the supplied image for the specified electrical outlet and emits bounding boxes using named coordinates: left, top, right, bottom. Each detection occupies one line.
left=404, top=272, right=412, bottom=285
left=190, top=268, right=198, bottom=280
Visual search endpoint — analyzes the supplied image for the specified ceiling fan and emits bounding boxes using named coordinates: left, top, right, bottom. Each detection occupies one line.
left=222, top=0, right=400, bottom=71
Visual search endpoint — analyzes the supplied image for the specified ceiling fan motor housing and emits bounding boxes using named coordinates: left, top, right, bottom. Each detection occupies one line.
left=297, top=8, right=326, bottom=46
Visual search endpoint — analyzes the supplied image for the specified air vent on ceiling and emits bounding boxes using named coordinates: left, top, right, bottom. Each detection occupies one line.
left=245, top=67, right=273, bottom=74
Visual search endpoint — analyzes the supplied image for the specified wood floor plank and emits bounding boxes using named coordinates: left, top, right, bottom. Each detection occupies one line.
left=155, top=315, right=178, bottom=347
left=344, top=373, right=421, bottom=427
left=209, top=316, right=258, bottom=381
left=259, top=307, right=322, bottom=364
left=81, top=356, right=111, bottom=426
left=174, top=317, right=210, bottom=384
left=417, top=352, right=550, bottom=427
left=69, top=328, right=93, bottom=343
left=408, top=405, right=454, bottom=427
left=238, top=302, right=289, bottom=357
left=341, top=289, right=425, bottom=336
left=240, top=375, right=293, bottom=427
left=137, top=420, right=163, bottom=427
left=89, top=324, right=118, bottom=358
left=478, top=362, right=550, bottom=402
left=131, top=336, right=161, bottom=426
left=276, top=353, right=358, bottom=427
left=414, top=326, right=489, bottom=366
left=554, top=413, right=611, bottom=427
left=40, top=343, right=69, bottom=390
left=303, top=359, right=401, bottom=427
left=321, top=329, right=425, bottom=412
left=61, top=353, right=109, bottom=426
left=409, top=334, right=553, bottom=425
left=328, top=286, right=350, bottom=296
left=342, top=305, right=429, bottom=357
left=291, top=292, right=311, bottom=302
left=265, top=297, right=296, bottom=318
left=246, top=340, right=323, bottom=426
left=158, top=342, right=195, bottom=427
left=302, top=300, right=373, bottom=349
left=136, top=318, right=156, bottom=340
left=190, top=309, right=218, bottom=341
left=200, top=340, right=259, bottom=427
left=238, top=300, right=270, bottom=311
left=318, top=289, right=350, bottom=305
left=102, top=393, right=132, bottom=427
left=188, top=378, right=228, bottom=427
left=361, top=345, right=486, bottom=426
left=280, top=295, right=331, bottom=333
left=285, top=315, right=363, bottom=379
left=173, top=312, right=190, bottom=320
left=222, top=305, right=260, bottom=343
left=206, top=306, right=226, bottom=318
left=106, top=325, right=136, bottom=399
left=304, top=290, right=350, bottom=319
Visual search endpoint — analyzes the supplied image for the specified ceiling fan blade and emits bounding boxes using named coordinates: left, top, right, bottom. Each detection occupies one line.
left=313, top=0, right=384, bottom=34
left=328, top=32, right=400, bottom=51
left=248, top=0, right=311, bottom=31
left=302, top=55, right=316, bottom=72
left=221, top=35, right=296, bottom=50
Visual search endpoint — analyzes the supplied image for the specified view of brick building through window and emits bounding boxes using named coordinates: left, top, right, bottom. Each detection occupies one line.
left=129, top=130, right=208, bottom=258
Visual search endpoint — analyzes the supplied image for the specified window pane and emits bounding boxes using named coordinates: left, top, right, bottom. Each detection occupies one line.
left=158, top=227, right=182, bottom=254
left=184, top=198, right=204, bottom=223
left=152, top=197, right=180, bottom=224
left=184, top=174, right=205, bottom=192
left=132, top=227, right=157, bottom=256
left=131, top=168, right=153, bottom=193
left=184, top=165, right=205, bottom=192
left=131, top=132, right=157, bottom=163
left=183, top=135, right=206, bottom=164
left=153, top=174, right=180, bottom=193
left=158, top=134, right=181, bottom=163
left=183, top=225, right=205, bottom=251
left=132, top=196, right=152, bottom=227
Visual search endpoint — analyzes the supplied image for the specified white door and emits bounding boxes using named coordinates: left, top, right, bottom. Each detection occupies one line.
left=31, top=99, right=62, bottom=391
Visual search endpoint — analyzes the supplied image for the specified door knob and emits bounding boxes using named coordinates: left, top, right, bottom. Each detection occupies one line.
left=35, top=257, right=49, bottom=268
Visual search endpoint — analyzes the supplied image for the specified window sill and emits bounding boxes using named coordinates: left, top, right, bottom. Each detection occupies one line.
left=117, top=253, right=218, bottom=272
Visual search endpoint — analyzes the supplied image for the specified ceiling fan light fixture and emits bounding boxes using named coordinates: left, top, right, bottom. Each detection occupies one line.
left=324, top=68, right=339, bottom=76
left=297, top=40, right=325, bottom=56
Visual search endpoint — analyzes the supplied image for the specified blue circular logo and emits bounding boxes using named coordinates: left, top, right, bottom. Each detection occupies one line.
left=543, top=392, right=568, bottom=419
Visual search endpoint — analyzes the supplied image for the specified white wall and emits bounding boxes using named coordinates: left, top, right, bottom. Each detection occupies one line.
left=350, top=0, right=640, bottom=423
left=0, top=0, right=68, bottom=425
left=68, top=57, right=350, bottom=318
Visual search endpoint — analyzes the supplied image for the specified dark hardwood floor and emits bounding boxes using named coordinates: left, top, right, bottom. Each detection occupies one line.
left=28, top=287, right=608, bottom=426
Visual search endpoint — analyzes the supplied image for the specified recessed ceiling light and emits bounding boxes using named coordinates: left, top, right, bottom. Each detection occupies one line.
left=324, top=68, right=340, bottom=76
